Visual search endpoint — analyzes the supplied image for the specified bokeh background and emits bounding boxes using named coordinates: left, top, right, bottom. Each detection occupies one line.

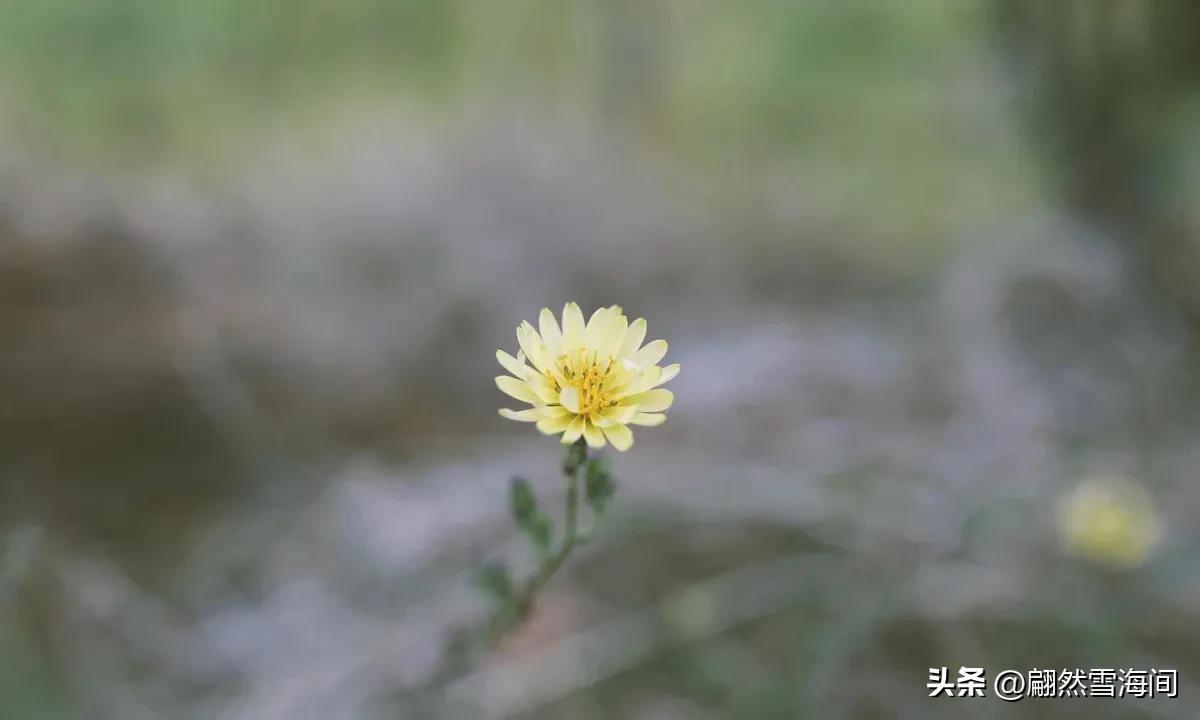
left=4, top=1, right=1200, bottom=718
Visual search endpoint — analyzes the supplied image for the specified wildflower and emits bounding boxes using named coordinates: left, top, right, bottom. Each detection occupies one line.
left=1058, top=478, right=1162, bottom=569
left=496, top=302, right=677, bottom=451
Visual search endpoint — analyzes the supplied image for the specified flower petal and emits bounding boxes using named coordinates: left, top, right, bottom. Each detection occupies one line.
left=602, top=361, right=634, bottom=393
left=559, top=386, right=581, bottom=413
left=602, top=422, right=634, bottom=451
left=601, top=309, right=628, bottom=358
left=538, top=307, right=562, bottom=358
left=537, top=414, right=574, bottom=434
left=517, top=322, right=550, bottom=374
left=583, top=306, right=609, bottom=349
left=625, top=388, right=673, bottom=412
left=499, top=408, right=540, bottom=422
left=615, top=365, right=661, bottom=398
left=527, top=374, right=559, bottom=403
left=635, top=339, right=668, bottom=368
left=599, top=405, right=636, bottom=424
left=561, top=414, right=586, bottom=444
left=583, top=305, right=625, bottom=358
left=618, top=317, right=647, bottom=359
left=561, top=302, right=585, bottom=352
left=495, top=376, right=539, bottom=404
left=582, top=418, right=606, bottom=448
left=658, top=363, right=680, bottom=385
left=496, top=349, right=529, bottom=379
left=630, top=412, right=667, bottom=426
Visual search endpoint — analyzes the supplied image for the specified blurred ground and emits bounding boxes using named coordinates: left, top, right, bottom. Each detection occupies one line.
left=3, top=2, right=1200, bottom=719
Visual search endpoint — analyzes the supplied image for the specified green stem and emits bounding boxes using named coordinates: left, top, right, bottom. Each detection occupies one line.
left=514, top=439, right=586, bottom=617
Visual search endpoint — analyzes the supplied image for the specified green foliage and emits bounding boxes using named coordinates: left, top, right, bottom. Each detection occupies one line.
left=475, top=562, right=512, bottom=605
left=525, top=515, right=554, bottom=559
left=562, top=439, right=587, bottom=477
left=509, top=477, right=537, bottom=527
left=0, top=0, right=1045, bottom=278
left=482, top=439, right=620, bottom=639
left=584, top=456, right=616, bottom=517
left=0, top=0, right=461, bottom=162
left=511, top=477, right=555, bottom=559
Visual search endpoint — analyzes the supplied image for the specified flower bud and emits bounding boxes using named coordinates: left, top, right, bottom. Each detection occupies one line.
left=563, top=439, right=588, bottom=476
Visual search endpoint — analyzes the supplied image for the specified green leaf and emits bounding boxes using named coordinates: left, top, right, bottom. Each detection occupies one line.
left=476, top=562, right=513, bottom=603
left=585, top=456, right=616, bottom=515
left=509, top=476, right=537, bottom=528
left=528, top=514, right=554, bottom=557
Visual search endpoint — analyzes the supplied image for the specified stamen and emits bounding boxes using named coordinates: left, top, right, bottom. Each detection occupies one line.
left=558, top=349, right=623, bottom=415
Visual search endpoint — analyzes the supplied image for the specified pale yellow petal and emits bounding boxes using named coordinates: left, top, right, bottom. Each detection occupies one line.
left=561, top=414, right=586, bottom=444
left=517, top=322, right=550, bottom=373
left=495, top=376, right=539, bottom=404
left=499, top=408, right=540, bottom=422
left=582, top=418, right=606, bottom=448
left=559, top=386, right=581, bottom=413
left=527, top=374, right=559, bottom=403
left=532, top=337, right=566, bottom=386
left=538, top=307, right=562, bottom=358
left=585, top=305, right=608, bottom=330
left=537, top=414, right=574, bottom=434
left=618, top=318, right=647, bottom=359
left=630, top=412, right=666, bottom=426
left=615, top=365, right=662, bottom=398
left=635, top=339, right=668, bottom=368
left=657, top=363, right=680, bottom=385
left=602, top=361, right=634, bottom=392
left=496, top=349, right=529, bottom=379
left=601, top=422, right=634, bottom=451
left=583, top=306, right=610, bottom=350
left=625, top=388, right=673, bottom=412
left=599, top=405, right=636, bottom=424
left=561, top=302, right=585, bottom=352
left=538, top=405, right=572, bottom=418
left=597, top=311, right=627, bottom=359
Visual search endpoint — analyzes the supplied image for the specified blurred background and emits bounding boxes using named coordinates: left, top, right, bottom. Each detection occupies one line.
left=3, top=1, right=1200, bottom=718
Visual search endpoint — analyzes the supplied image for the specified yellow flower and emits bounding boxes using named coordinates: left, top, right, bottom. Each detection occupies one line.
left=1058, top=478, right=1162, bottom=569
left=496, top=302, right=678, bottom=451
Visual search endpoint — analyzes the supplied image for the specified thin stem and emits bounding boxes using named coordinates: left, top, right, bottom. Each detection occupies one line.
left=513, top=439, right=586, bottom=617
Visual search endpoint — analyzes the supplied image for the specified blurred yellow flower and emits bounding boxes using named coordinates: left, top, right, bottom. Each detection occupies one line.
left=496, top=303, right=677, bottom=451
left=1058, top=478, right=1162, bottom=569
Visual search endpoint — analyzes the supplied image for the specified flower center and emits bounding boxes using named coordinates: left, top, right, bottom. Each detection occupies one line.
left=558, top=348, right=614, bottom=415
